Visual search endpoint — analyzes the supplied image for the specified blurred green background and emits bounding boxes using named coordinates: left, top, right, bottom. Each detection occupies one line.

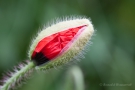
left=0, top=0, right=135, bottom=90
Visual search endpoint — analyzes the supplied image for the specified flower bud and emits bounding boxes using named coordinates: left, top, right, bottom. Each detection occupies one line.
left=28, top=17, right=94, bottom=70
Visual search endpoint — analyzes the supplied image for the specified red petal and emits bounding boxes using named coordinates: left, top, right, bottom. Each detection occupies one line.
left=32, top=25, right=86, bottom=61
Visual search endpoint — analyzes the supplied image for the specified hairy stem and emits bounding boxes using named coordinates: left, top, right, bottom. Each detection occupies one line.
left=1, top=61, right=35, bottom=90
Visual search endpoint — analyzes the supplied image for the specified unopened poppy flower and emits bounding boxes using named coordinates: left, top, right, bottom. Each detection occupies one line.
left=28, top=17, right=94, bottom=70
left=0, top=16, right=94, bottom=90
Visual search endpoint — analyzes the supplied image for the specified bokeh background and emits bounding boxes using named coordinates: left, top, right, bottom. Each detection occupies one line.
left=0, top=0, right=135, bottom=90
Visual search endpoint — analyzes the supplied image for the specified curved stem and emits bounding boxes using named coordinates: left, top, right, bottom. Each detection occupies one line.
left=64, top=65, right=85, bottom=90
left=1, top=61, right=35, bottom=90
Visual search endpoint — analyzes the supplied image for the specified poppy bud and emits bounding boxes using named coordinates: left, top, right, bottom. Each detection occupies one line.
left=28, top=17, right=94, bottom=70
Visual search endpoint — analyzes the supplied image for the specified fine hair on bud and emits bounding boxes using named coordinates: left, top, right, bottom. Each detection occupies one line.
left=29, top=16, right=94, bottom=71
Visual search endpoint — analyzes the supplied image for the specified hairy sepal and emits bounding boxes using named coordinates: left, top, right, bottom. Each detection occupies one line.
left=29, top=16, right=94, bottom=70
left=36, top=19, right=94, bottom=70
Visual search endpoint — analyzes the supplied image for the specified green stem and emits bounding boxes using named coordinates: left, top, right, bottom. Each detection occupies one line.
left=1, top=61, right=35, bottom=90
left=64, top=65, right=85, bottom=90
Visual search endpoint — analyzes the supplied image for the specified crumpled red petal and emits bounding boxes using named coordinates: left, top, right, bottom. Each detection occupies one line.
left=32, top=25, right=86, bottom=63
